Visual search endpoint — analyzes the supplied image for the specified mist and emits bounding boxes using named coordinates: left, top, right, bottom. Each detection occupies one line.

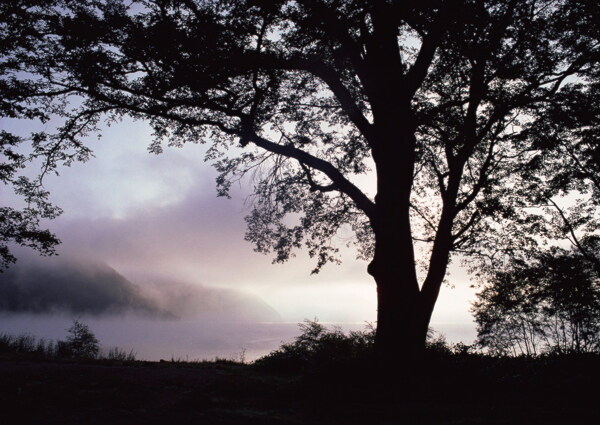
left=0, top=251, right=282, bottom=321
left=0, top=251, right=299, bottom=360
left=0, top=254, right=475, bottom=361
left=0, top=312, right=305, bottom=361
left=0, top=256, right=168, bottom=317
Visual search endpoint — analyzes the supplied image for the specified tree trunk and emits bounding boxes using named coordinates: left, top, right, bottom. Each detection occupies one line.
left=367, top=123, right=452, bottom=369
left=371, top=261, right=428, bottom=363
left=364, top=26, right=445, bottom=365
left=368, top=129, right=430, bottom=365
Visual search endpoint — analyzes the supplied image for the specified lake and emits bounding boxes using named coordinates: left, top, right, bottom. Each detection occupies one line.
left=0, top=313, right=476, bottom=361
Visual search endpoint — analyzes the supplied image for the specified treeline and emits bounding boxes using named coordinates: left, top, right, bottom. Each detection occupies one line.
left=0, top=319, right=135, bottom=361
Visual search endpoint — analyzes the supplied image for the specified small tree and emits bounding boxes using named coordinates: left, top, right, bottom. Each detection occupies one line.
left=472, top=265, right=544, bottom=356
left=473, top=248, right=600, bottom=355
left=65, top=319, right=100, bottom=359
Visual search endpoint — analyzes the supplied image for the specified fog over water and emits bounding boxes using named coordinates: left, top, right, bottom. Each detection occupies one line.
left=0, top=252, right=476, bottom=361
left=0, top=313, right=304, bottom=361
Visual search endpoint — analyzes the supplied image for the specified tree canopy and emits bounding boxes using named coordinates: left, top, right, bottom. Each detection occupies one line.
left=1, top=0, right=599, bottom=358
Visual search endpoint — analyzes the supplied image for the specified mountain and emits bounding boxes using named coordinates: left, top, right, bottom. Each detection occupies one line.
left=0, top=254, right=282, bottom=322
left=0, top=256, right=172, bottom=317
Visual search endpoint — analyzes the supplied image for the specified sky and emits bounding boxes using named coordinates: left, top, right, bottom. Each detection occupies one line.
left=0, top=116, right=478, bottom=359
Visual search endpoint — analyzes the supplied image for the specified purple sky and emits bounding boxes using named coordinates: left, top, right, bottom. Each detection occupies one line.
left=1, top=116, right=477, bottom=334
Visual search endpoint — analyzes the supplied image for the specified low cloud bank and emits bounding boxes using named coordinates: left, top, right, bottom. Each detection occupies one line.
left=140, top=277, right=283, bottom=322
left=0, top=255, right=172, bottom=317
left=0, top=253, right=282, bottom=322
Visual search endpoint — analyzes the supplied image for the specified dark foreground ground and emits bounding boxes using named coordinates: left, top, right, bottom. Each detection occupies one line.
left=0, top=354, right=598, bottom=425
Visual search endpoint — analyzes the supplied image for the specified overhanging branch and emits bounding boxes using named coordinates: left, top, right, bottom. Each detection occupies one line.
left=243, top=130, right=376, bottom=220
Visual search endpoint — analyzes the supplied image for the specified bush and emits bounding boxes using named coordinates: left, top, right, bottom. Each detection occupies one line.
left=255, top=320, right=483, bottom=374
left=0, top=321, right=138, bottom=362
left=254, top=319, right=375, bottom=372
left=64, top=319, right=100, bottom=359
left=425, top=329, right=452, bottom=355
left=0, top=333, right=15, bottom=354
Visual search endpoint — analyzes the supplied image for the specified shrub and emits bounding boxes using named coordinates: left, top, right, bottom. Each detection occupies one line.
left=0, top=333, right=15, bottom=354
left=64, top=319, right=100, bottom=359
left=425, top=330, right=452, bottom=355
left=254, top=319, right=375, bottom=372
left=15, top=334, right=36, bottom=353
left=0, top=333, right=58, bottom=358
left=0, top=322, right=139, bottom=362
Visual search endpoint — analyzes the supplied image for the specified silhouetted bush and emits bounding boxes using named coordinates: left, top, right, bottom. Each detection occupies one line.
left=0, top=333, right=44, bottom=356
left=106, top=347, right=137, bottom=362
left=424, top=329, right=453, bottom=355
left=254, top=319, right=488, bottom=374
left=254, top=319, right=375, bottom=372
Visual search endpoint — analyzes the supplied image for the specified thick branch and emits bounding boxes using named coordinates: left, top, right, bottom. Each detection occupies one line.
left=243, top=130, right=376, bottom=220
left=299, top=162, right=337, bottom=193
left=404, top=8, right=451, bottom=99
left=283, top=56, right=375, bottom=145
left=295, top=0, right=372, bottom=88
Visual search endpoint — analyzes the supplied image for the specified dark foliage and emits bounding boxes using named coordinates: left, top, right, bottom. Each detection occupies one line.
left=253, top=320, right=376, bottom=373
left=473, top=246, right=600, bottom=355
left=253, top=319, right=475, bottom=375
left=64, top=319, right=100, bottom=359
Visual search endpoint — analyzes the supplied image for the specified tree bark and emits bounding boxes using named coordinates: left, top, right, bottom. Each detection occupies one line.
left=368, top=121, right=430, bottom=365
left=369, top=250, right=428, bottom=364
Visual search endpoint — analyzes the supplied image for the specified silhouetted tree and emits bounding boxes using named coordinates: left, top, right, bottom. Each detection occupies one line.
left=1, top=0, right=599, bottom=362
left=473, top=247, right=600, bottom=355
left=64, top=319, right=100, bottom=359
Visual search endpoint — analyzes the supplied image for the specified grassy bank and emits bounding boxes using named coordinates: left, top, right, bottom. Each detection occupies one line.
left=1, top=322, right=599, bottom=424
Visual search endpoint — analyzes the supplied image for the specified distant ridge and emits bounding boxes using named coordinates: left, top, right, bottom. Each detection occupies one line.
left=0, top=254, right=282, bottom=322
left=0, top=256, right=174, bottom=317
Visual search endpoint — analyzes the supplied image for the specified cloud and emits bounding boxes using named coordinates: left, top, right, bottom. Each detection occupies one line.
left=40, top=119, right=207, bottom=219
left=139, top=277, right=283, bottom=322
left=0, top=254, right=171, bottom=317
left=0, top=252, right=282, bottom=322
left=48, top=180, right=372, bottom=292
